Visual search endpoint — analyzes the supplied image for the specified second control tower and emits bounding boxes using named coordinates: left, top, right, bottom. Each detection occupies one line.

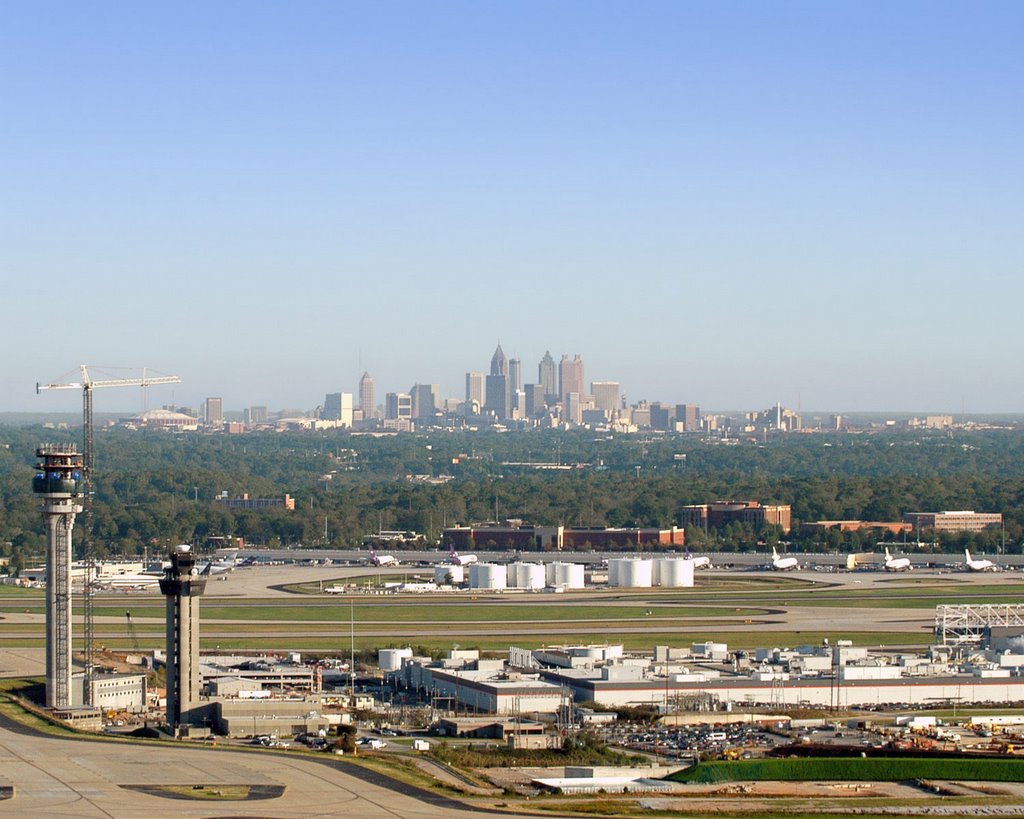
left=159, top=544, right=208, bottom=731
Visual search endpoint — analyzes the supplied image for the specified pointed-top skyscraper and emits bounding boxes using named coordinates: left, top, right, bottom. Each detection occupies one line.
left=359, top=372, right=375, bottom=420
left=486, top=343, right=509, bottom=419
left=490, top=342, right=508, bottom=377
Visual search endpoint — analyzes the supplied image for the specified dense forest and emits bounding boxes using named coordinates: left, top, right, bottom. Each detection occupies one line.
left=1, top=425, right=1023, bottom=569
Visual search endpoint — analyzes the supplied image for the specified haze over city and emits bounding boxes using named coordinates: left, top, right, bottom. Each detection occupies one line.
left=4, top=2, right=1022, bottom=413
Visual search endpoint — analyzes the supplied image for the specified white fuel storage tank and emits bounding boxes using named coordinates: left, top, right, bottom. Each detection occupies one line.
left=609, top=558, right=653, bottom=588
left=378, top=647, right=413, bottom=672
left=434, top=564, right=464, bottom=584
left=655, top=557, right=695, bottom=588
left=469, top=562, right=507, bottom=590
left=509, top=562, right=546, bottom=590
left=545, top=561, right=585, bottom=589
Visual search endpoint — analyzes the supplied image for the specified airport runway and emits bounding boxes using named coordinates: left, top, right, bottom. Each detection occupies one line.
left=4, top=565, right=1018, bottom=656
left=0, top=715, right=519, bottom=818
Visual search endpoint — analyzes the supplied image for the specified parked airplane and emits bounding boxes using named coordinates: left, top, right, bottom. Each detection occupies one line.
left=197, top=551, right=240, bottom=574
left=448, top=547, right=478, bottom=566
left=95, top=572, right=163, bottom=590
left=964, top=549, right=997, bottom=572
left=883, top=547, right=912, bottom=572
left=368, top=550, right=397, bottom=567
left=771, top=547, right=799, bottom=571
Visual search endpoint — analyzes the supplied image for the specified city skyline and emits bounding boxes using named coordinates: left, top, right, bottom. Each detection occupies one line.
left=4, top=3, right=1023, bottom=413
left=15, top=340, right=1024, bottom=419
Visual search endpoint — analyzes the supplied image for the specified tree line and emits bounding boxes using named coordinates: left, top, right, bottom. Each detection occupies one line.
left=1, top=425, right=1022, bottom=569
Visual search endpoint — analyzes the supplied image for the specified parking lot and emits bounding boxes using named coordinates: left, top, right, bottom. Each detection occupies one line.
left=601, top=720, right=788, bottom=760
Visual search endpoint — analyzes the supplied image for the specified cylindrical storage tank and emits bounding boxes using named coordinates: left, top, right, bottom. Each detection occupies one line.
left=611, top=558, right=653, bottom=588
left=607, top=559, right=620, bottom=587
left=378, top=647, right=413, bottom=673
left=547, top=561, right=585, bottom=589
left=469, top=562, right=507, bottom=590
left=510, top=562, right=545, bottom=590
left=434, top=564, right=464, bottom=584
left=656, top=558, right=694, bottom=588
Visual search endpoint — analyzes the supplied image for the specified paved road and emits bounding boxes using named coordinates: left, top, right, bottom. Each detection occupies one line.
left=0, top=712, right=525, bottom=818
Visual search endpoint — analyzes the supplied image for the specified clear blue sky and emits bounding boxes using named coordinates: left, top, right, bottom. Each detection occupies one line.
left=3, top=1, right=1022, bottom=414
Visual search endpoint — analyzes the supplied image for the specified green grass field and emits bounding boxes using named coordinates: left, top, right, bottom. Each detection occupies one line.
left=1, top=569, right=1017, bottom=655
left=670, top=756, right=1024, bottom=783
left=84, top=602, right=768, bottom=623
left=0, top=585, right=43, bottom=598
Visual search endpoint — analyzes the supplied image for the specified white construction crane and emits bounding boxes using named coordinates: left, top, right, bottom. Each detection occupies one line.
left=37, top=365, right=181, bottom=703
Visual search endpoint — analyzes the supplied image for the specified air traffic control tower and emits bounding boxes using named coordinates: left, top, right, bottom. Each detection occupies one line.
left=32, top=445, right=84, bottom=709
left=159, top=544, right=207, bottom=732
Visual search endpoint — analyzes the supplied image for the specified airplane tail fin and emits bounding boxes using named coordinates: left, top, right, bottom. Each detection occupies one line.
left=772, top=547, right=779, bottom=559
left=965, top=549, right=972, bottom=563
left=885, top=547, right=892, bottom=560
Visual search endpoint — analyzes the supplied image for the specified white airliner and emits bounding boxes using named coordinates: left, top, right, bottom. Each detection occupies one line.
left=964, top=549, right=997, bottom=572
left=684, top=551, right=711, bottom=569
left=448, top=548, right=478, bottom=566
left=883, top=547, right=912, bottom=572
left=368, top=550, right=397, bottom=567
left=771, top=547, right=799, bottom=571
left=199, top=553, right=239, bottom=575
left=95, top=572, right=163, bottom=590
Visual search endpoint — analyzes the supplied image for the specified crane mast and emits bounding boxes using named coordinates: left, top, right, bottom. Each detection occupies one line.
left=37, top=365, right=181, bottom=704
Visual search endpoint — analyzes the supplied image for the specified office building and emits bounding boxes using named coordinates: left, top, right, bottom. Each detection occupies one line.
left=680, top=501, right=792, bottom=534
left=650, top=403, right=675, bottom=431
left=485, top=375, right=508, bottom=420
left=509, top=357, right=522, bottom=393
left=903, top=511, right=1003, bottom=533
left=559, top=355, right=584, bottom=408
left=204, top=397, right=223, bottom=429
left=465, top=372, right=484, bottom=406
left=565, top=392, right=582, bottom=425
left=538, top=351, right=557, bottom=402
left=323, top=393, right=353, bottom=426
left=591, top=382, right=620, bottom=415
left=487, top=343, right=510, bottom=418
left=246, top=406, right=268, bottom=426
left=443, top=523, right=684, bottom=552
left=214, top=493, right=295, bottom=511
left=524, top=383, right=546, bottom=417
left=410, top=383, right=440, bottom=421
left=323, top=393, right=341, bottom=420
left=385, top=392, right=412, bottom=421
left=677, top=404, right=700, bottom=432
left=490, top=343, right=508, bottom=377
left=509, top=358, right=523, bottom=415
left=358, top=372, right=375, bottom=420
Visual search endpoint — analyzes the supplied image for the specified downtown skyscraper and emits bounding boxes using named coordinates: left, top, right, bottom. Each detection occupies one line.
left=359, top=372, right=375, bottom=420
left=538, top=351, right=557, bottom=402
left=559, top=354, right=585, bottom=408
left=485, top=342, right=509, bottom=419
